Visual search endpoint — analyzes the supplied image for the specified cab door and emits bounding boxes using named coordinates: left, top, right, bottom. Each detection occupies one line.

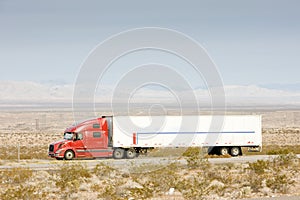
left=72, top=132, right=86, bottom=157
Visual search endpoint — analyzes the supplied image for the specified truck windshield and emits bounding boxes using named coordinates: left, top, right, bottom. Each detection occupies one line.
left=64, top=132, right=74, bottom=140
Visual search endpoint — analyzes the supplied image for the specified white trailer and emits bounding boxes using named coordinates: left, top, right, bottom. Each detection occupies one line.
left=112, top=115, right=262, bottom=156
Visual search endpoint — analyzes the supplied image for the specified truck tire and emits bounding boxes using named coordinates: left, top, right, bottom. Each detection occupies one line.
left=113, top=148, right=125, bottom=159
left=64, top=150, right=75, bottom=160
left=125, top=148, right=137, bottom=159
left=230, top=147, right=241, bottom=157
left=219, top=147, right=229, bottom=156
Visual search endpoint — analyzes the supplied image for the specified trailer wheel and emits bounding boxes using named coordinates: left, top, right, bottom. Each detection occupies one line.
left=64, top=150, right=75, bottom=160
left=125, top=148, right=137, bottom=159
left=230, top=147, right=241, bottom=157
left=219, top=147, right=229, bottom=156
left=113, top=148, right=125, bottom=159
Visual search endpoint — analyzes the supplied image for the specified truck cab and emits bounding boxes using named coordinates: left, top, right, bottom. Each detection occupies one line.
left=48, top=117, right=113, bottom=160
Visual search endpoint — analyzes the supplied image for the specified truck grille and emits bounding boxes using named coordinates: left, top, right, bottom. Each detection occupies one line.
left=49, top=144, right=54, bottom=152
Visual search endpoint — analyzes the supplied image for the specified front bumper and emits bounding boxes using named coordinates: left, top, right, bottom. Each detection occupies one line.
left=48, top=152, right=64, bottom=158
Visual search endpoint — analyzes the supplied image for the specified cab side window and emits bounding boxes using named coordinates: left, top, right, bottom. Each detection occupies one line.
left=77, top=132, right=83, bottom=140
left=93, top=132, right=101, bottom=138
left=93, top=124, right=100, bottom=128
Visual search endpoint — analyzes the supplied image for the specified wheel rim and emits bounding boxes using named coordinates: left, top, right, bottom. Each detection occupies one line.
left=114, top=149, right=124, bottom=159
left=128, top=151, right=133, bottom=156
left=65, top=151, right=73, bottom=160
left=220, top=147, right=228, bottom=155
left=126, top=149, right=136, bottom=158
left=231, top=147, right=239, bottom=156
left=115, top=152, right=121, bottom=157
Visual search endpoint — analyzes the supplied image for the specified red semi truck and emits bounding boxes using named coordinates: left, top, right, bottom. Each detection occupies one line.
left=48, top=115, right=262, bottom=160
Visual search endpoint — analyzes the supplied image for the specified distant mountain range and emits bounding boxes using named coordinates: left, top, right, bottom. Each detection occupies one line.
left=0, top=81, right=299, bottom=107
left=260, top=83, right=300, bottom=92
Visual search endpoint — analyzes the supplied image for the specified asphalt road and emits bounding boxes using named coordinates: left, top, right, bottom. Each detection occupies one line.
left=1, top=154, right=299, bottom=171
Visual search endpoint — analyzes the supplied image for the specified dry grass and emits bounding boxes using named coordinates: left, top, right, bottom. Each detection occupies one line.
left=244, top=145, right=300, bottom=156
left=0, top=145, right=49, bottom=160
left=1, top=153, right=299, bottom=199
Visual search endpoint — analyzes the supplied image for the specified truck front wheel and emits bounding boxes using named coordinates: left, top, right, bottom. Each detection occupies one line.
left=125, top=148, right=137, bottom=159
left=64, top=150, right=75, bottom=160
left=113, top=148, right=125, bottom=159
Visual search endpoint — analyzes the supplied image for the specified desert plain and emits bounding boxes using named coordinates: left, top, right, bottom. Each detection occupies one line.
left=0, top=107, right=299, bottom=200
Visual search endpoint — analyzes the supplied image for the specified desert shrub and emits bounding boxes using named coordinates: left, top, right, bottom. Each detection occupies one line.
left=266, top=173, right=295, bottom=193
left=95, top=178, right=127, bottom=200
left=247, top=159, right=270, bottom=175
left=271, top=153, right=298, bottom=168
left=128, top=163, right=181, bottom=198
left=92, top=163, right=126, bottom=199
left=96, top=180, right=119, bottom=200
left=248, top=172, right=266, bottom=192
left=55, top=163, right=91, bottom=192
left=128, top=162, right=219, bottom=199
left=183, top=147, right=210, bottom=168
left=0, top=167, right=48, bottom=199
left=93, top=163, right=116, bottom=178
left=0, top=185, right=42, bottom=200
left=245, top=154, right=298, bottom=194
left=177, top=172, right=211, bottom=200
left=0, top=167, right=33, bottom=184
left=246, top=160, right=270, bottom=192
left=267, top=148, right=290, bottom=155
left=143, top=163, right=180, bottom=193
left=128, top=187, right=153, bottom=199
left=264, top=153, right=298, bottom=194
left=211, top=171, right=234, bottom=186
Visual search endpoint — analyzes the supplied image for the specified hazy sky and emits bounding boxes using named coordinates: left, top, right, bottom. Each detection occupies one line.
left=0, top=0, right=299, bottom=85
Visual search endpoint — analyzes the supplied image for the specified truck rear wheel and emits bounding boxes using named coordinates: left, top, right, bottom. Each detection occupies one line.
left=64, top=150, right=75, bottom=160
left=230, top=147, right=241, bottom=157
left=219, top=147, right=229, bottom=156
left=125, top=148, right=137, bottom=159
left=113, top=148, right=125, bottom=159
